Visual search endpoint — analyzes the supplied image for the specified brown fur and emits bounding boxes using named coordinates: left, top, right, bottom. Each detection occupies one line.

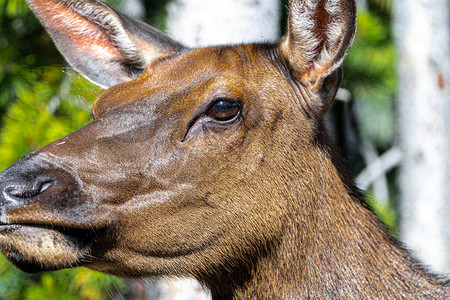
left=0, top=0, right=449, bottom=299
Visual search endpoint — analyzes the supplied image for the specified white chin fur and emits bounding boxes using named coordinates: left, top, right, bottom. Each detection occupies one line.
left=0, top=225, right=91, bottom=270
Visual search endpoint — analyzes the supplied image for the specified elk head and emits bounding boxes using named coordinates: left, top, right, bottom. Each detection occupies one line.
left=0, top=0, right=355, bottom=286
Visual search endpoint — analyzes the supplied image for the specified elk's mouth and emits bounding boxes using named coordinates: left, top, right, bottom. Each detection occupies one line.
left=0, top=222, right=96, bottom=273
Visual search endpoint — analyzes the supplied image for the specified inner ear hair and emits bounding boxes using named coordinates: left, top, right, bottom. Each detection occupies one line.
left=280, top=0, right=356, bottom=115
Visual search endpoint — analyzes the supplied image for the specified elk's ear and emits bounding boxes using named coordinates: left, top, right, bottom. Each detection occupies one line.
left=26, top=0, right=185, bottom=88
left=280, top=0, right=356, bottom=116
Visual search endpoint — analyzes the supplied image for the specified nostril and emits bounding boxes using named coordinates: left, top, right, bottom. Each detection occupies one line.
left=39, top=181, right=53, bottom=194
left=7, top=187, right=41, bottom=199
left=2, top=179, right=56, bottom=200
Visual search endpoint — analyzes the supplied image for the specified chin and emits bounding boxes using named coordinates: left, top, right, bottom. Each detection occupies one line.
left=0, top=224, right=93, bottom=273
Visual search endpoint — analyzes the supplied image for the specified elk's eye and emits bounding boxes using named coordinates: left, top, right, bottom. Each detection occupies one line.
left=206, top=99, right=241, bottom=122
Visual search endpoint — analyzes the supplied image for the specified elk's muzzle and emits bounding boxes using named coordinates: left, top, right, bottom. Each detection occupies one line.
left=0, top=153, right=105, bottom=273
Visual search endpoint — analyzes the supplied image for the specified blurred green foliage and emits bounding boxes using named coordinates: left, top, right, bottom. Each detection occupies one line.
left=341, top=0, right=398, bottom=231
left=0, top=0, right=62, bottom=117
left=0, top=0, right=398, bottom=298
left=0, top=69, right=100, bottom=170
left=366, top=190, right=399, bottom=236
left=343, top=9, right=397, bottom=150
left=0, top=264, right=127, bottom=300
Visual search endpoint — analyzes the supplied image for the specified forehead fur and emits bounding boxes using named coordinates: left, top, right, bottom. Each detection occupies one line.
left=91, top=43, right=284, bottom=118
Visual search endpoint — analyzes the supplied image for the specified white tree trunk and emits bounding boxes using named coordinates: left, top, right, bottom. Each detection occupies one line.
left=167, top=0, right=280, bottom=47
left=120, top=0, right=145, bottom=20
left=394, top=0, right=450, bottom=274
left=144, top=0, right=280, bottom=299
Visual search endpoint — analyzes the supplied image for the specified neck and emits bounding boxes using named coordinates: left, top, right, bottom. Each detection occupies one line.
left=206, top=132, right=450, bottom=299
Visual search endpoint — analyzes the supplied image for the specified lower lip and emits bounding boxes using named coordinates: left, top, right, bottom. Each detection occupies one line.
left=0, top=224, right=23, bottom=233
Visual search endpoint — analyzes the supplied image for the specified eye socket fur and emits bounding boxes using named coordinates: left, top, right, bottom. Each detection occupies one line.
left=206, top=99, right=241, bottom=122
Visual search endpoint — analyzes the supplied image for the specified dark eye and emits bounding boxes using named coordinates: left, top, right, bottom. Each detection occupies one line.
left=206, top=99, right=241, bottom=122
